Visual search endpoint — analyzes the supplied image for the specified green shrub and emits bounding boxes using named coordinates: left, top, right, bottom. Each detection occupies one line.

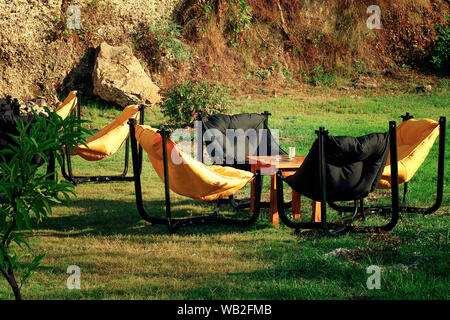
left=160, top=79, right=230, bottom=128
left=431, top=16, right=450, bottom=73
left=192, top=0, right=252, bottom=47
left=149, top=16, right=193, bottom=63
left=0, top=109, right=89, bottom=299
left=310, top=65, right=336, bottom=88
left=225, top=0, right=252, bottom=47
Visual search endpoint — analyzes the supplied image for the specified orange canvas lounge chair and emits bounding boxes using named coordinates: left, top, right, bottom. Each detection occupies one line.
left=61, top=104, right=145, bottom=184
left=128, top=120, right=262, bottom=233
left=55, top=91, right=79, bottom=120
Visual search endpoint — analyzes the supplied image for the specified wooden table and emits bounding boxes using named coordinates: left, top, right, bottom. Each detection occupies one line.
left=247, top=155, right=321, bottom=226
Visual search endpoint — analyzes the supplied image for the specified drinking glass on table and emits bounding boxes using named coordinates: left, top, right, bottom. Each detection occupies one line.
left=289, top=147, right=296, bottom=160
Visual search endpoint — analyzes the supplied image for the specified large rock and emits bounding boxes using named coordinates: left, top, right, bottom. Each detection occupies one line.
left=92, top=42, right=161, bottom=107
left=0, top=0, right=183, bottom=99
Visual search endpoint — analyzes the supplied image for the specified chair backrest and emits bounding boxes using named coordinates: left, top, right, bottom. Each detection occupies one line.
left=55, top=91, right=78, bottom=120
left=199, top=112, right=286, bottom=166
left=73, top=105, right=141, bottom=161
left=378, top=118, right=440, bottom=188
left=134, top=124, right=254, bottom=201
left=284, top=132, right=390, bottom=202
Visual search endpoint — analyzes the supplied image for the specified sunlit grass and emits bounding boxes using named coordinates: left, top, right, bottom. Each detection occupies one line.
left=1, top=85, right=448, bottom=300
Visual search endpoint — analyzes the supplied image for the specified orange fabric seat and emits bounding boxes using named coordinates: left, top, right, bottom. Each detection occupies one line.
left=72, top=105, right=141, bottom=161
left=378, top=118, right=440, bottom=189
left=55, top=91, right=78, bottom=120
left=134, top=124, right=254, bottom=201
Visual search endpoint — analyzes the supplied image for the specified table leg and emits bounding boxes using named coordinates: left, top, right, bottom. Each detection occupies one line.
left=292, top=190, right=301, bottom=220
left=312, top=200, right=321, bottom=222
left=269, top=175, right=279, bottom=227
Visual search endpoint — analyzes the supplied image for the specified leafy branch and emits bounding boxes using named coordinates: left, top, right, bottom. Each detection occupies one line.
left=0, top=108, right=90, bottom=299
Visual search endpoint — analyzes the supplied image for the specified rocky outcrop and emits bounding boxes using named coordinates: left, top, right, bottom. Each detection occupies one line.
left=0, top=0, right=183, bottom=99
left=92, top=42, right=161, bottom=107
left=0, top=0, right=447, bottom=100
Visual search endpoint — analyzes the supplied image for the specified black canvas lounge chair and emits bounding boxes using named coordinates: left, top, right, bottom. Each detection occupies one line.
left=0, top=96, right=57, bottom=177
left=0, top=98, right=43, bottom=166
left=275, top=121, right=401, bottom=236
left=196, top=111, right=287, bottom=209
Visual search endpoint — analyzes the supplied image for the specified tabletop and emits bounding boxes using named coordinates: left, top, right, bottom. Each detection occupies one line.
left=246, top=155, right=306, bottom=171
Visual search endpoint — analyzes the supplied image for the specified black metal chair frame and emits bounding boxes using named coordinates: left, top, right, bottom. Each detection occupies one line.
left=128, top=119, right=262, bottom=233
left=61, top=93, right=144, bottom=185
left=327, top=113, right=446, bottom=218
left=275, top=121, right=401, bottom=236
left=195, top=110, right=285, bottom=210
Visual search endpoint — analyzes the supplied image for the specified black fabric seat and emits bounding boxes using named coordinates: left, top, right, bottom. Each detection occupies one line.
left=284, top=132, right=390, bottom=202
left=197, top=111, right=287, bottom=210
left=200, top=112, right=287, bottom=168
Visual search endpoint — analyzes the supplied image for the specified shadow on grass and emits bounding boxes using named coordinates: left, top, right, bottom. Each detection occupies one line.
left=34, top=198, right=272, bottom=237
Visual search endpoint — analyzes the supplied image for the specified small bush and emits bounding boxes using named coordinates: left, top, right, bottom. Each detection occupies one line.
left=225, top=0, right=253, bottom=47
left=431, top=16, right=450, bottom=74
left=309, top=65, right=336, bottom=88
left=160, top=79, right=230, bottom=128
left=149, top=16, right=193, bottom=64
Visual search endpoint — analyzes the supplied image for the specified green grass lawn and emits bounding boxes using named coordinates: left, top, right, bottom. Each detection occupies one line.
left=1, top=85, right=449, bottom=300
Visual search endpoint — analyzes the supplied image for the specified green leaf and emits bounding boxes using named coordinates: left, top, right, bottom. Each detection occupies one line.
left=15, top=198, right=31, bottom=230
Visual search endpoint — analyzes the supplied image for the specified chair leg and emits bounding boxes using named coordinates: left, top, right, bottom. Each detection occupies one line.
left=351, top=121, right=400, bottom=233
left=317, top=127, right=348, bottom=237
left=120, top=138, right=130, bottom=177
left=159, top=126, right=173, bottom=233
left=402, top=116, right=446, bottom=215
left=402, top=183, right=408, bottom=207
left=359, top=199, right=366, bottom=221
left=62, top=145, right=77, bottom=185
left=129, top=119, right=166, bottom=226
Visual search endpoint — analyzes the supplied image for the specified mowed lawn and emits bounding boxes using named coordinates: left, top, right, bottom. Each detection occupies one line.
left=1, top=84, right=449, bottom=300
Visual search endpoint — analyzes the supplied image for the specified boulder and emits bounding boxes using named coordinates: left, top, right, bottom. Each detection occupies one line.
left=92, top=42, right=161, bottom=107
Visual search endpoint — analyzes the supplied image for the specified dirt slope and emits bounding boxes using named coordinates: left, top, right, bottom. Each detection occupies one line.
left=0, top=0, right=448, bottom=99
